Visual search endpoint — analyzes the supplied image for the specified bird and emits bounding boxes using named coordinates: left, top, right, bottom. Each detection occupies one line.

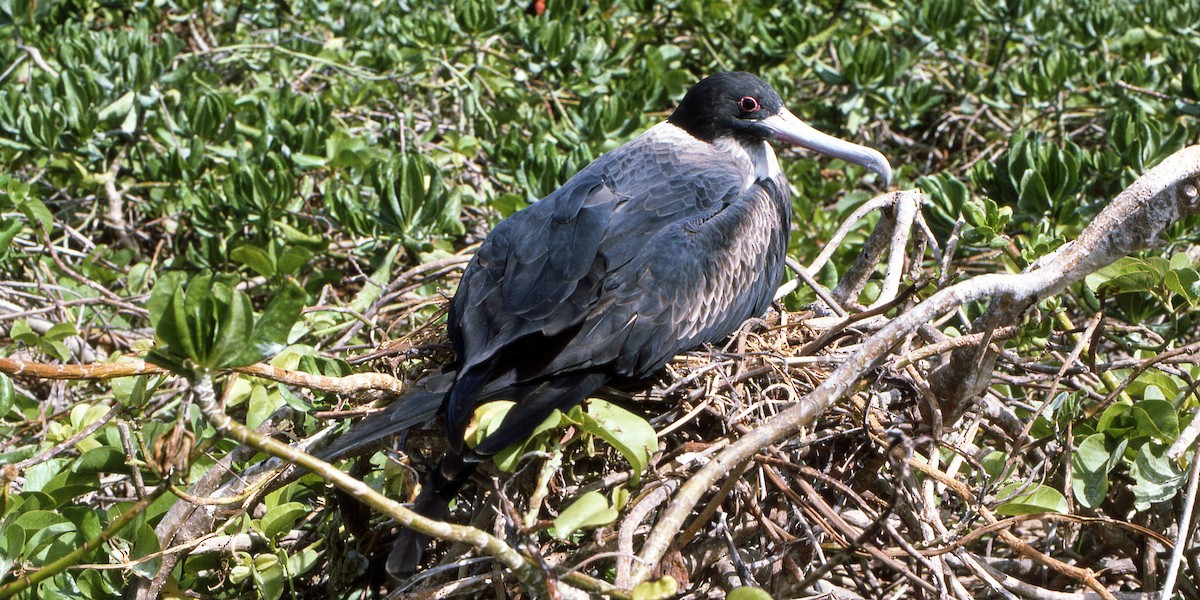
left=318, top=71, right=892, bottom=577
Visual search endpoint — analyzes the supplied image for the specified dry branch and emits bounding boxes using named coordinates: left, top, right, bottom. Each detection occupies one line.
left=632, top=145, right=1200, bottom=587
left=0, top=355, right=407, bottom=395
left=930, top=146, right=1200, bottom=424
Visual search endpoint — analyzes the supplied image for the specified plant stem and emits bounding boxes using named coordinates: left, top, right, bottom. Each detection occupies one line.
left=0, top=486, right=169, bottom=599
left=187, top=371, right=547, bottom=595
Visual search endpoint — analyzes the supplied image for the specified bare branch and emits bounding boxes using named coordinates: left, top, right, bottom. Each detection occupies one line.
left=632, top=145, right=1200, bottom=586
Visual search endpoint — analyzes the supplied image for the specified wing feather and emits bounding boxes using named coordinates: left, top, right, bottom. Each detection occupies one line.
left=445, top=124, right=791, bottom=445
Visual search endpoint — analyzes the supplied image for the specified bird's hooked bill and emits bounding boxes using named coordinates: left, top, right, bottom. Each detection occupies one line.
left=761, top=108, right=892, bottom=187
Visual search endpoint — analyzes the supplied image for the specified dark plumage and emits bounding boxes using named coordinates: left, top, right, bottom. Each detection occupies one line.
left=319, top=72, right=891, bottom=577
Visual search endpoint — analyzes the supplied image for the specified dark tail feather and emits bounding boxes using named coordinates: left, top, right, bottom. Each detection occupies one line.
left=385, top=373, right=611, bottom=577
left=387, top=452, right=479, bottom=578
left=316, top=371, right=454, bottom=462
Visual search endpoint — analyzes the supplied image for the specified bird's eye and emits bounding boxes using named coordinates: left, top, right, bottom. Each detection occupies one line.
left=739, top=96, right=760, bottom=113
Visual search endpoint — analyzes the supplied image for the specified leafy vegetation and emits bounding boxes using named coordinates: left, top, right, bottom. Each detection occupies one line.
left=1, top=0, right=1198, bottom=598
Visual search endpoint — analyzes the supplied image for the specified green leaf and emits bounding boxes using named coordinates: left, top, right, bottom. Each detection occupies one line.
left=23, top=459, right=69, bottom=493
left=73, top=447, right=127, bottom=474
left=996, top=483, right=1069, bottom=515
left=492, top=193, right=528, bottom=218
left=258, top=501, right=310, bottom=542
left=251, top=553, right=285, bottom=600
left=290, top=153, right=326, bottom=169
left=276, top=245, right=314, bottom=276
left=1018, top=169, right=1051, bottom=214
left=466, top=401, right=515, bottom=448
left=325, top=130, right=380, bottom=170
left=574, top=399, right=656, bottom=484
left=630, top=576, right=678, bottom=600
left=0, top=523, right=26, bottom=580
left=63, top=505, right=103, bottom=542
left=18, top=197, right=53, bottom=231
left=1130, top=444, right=1187, bottom=510
left=551, top=490, right=620, bottom=540
left=210, top=285, right=256, bottom=369
left=1071, top=433, right=1125, bottom=509
left=236, top=277, right=306, bottom=366
left=112, top=374, right=154, bottom=407
left=1170, top=252, right=1194, bottom=271
left=286, top=544, right=322, bottom=578
left=96, top=91, right=136, bottom=122
left=41, top=339, right=71, bottom=362
left=961, top=198, right=987, bottom=227
left=146, top=272, right=184, bottom=330
left=10, top=320, right=37, bottom=346
left=17, top=510, right=75, bottom=561
left=347, top=244, right=400, bottom=314
left=150, top=276, right=196, bottom=367
left=41, top=323, right=77, bottom=342
left=476, top=402, right=564, bottom=473
left=0, top=373, right=13, bottom=417
left=246, top=384, right=283, bottom=430
left=1098, top=402, right=1136, bottom=436
left=728, top=588, right=775, bottom=600
left=0, top=218, right=22, bottom=251
left=1132, top=399, right=1180, bottom=442
left=1127, top=371, right=1181, bottom=400
left=231, top=245, right=276, bottom=278
left=182, top=271, right=217, bottom=361
left=1085, top=257, right=1163, bottom=295
left=1165, top=267, right=1200, bottom=304
left=131, top=521, right=163, bottom=579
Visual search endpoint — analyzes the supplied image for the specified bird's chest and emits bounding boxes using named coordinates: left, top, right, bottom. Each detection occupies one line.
left=696, top=175, right=790, bottom=276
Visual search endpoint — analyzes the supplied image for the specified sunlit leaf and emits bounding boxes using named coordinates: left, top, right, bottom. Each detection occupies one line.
left=728, top=588, right=775, bottom=600
left=631, top=576, right=679, bottom=600
left=551, top=490, right=620, bottom=540
left=996, top=483, right=1069, bottom=515
left=574, top=399, right=656, bottom=483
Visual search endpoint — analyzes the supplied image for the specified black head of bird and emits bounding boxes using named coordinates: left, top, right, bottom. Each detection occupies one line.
left=668, top=71, right=891, bottom=186
left=318, top=71, right=892, bottom=579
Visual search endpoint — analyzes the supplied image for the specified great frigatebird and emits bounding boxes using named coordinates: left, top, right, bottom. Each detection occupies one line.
left=319, top=71, right=892, bottom=576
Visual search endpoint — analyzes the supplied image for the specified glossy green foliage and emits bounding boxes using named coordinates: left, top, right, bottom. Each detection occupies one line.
left=146, top=272, right=305, bottom=374
left=467, top=398, right=656, bottom=481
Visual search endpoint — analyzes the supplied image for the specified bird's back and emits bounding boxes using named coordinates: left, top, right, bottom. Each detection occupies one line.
left=444, top=122, right=793, bottom=445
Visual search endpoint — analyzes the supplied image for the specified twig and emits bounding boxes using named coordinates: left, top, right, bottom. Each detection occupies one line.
left=969, top=554, right=1158, bottom=600
left=19, top=45, right=58, bottom=77
left=776, top=257, right=846, bottom=316
left=1168, top=407, right=1200, bottom=460
left=186, top=371, right=547, bottom=594
left=870, top=190, right=921, bottom=309
left=12, top=403, right=120, bottom=471
left=1159, top=439, right=1200, bottom=599
left=615, top=482, right=675, bottom=587
left=0, top=485, right=168, bottom=599
left=0, top=355, right=407, bottom=395
left=807, top=191, right=905, bottom=276
left=912, top=456, right=1117, bottom=599
left=101, top=149, right=139, bottom=251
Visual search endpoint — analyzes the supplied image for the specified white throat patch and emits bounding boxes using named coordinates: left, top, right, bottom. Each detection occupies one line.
left=712, top=136, right=782, bottom=187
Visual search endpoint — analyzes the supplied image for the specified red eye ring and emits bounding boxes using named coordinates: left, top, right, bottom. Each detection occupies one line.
left=739, top=96, right=760, bottom=112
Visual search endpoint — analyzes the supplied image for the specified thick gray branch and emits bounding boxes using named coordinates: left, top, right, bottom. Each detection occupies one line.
left=632, top=145, right=1200, bottom=585
left=929, top=145, right=1200, bottom=423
